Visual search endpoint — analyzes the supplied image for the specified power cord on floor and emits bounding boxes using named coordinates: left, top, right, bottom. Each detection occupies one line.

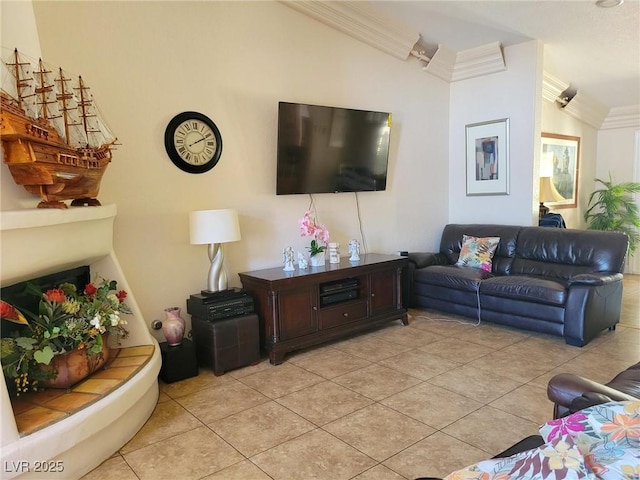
left=409, top=281, right=484, bottom=327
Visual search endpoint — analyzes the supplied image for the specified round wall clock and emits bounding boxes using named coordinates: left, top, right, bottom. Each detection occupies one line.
left=164, top=111, right=222, bottom=173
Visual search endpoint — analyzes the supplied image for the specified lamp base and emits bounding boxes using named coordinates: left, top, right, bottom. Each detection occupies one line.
left=539, top=202, right=550, bottom=219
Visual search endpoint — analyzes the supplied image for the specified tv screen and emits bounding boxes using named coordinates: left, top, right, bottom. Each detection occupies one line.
left=276, top=102, right=391, bottom=195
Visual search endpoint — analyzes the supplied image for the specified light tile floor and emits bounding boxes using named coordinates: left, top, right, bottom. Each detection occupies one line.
left=83, top=275, right=639, bottom=480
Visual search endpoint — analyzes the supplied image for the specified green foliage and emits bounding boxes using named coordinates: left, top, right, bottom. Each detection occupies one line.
left=1, top=277, right=130, bottom=395
left=584, top=174, right=640, bottom=256
left=308, top=239, right=327, bottom=256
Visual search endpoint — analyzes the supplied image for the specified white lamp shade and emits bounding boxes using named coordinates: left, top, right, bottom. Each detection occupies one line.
left=540, top=152, right=555, bottom=177
left=189, top=209, right=241, bottom=245
left=539, top=176, right=565, bottom=203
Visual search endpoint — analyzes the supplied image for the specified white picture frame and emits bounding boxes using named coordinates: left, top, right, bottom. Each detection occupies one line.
left=465, top=118, right=510, bottom=196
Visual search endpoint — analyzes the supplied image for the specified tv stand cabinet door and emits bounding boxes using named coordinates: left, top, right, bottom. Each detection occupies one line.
left=277, top=287, right=318, bottom=341
left=369, top=267, right=401, bottom=316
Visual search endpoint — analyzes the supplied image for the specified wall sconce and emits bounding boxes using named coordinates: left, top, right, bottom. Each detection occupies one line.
left=189, top=209, right=241, bottom=294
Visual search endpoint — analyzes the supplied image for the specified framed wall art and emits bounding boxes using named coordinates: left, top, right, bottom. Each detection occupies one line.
left=540, top=133, right=580, bottom=209
left=465, top=118, right=509, bottom=196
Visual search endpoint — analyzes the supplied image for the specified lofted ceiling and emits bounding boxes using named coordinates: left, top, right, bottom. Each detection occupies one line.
left=371, top=0, right=640, bottom=110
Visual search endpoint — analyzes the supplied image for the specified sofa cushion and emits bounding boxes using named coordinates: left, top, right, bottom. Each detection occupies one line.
left=511, top=227, right=629, bottom=281
left=480, top=275, right=567, bottom=306
left=439, top=224, right=521, bottom=275
left=456, top=235, right=500, bottom=272
left=413, top=264, right=492, bottom=292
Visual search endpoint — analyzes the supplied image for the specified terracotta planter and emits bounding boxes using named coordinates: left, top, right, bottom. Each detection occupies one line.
left=43, top=335, right=110, bottom=389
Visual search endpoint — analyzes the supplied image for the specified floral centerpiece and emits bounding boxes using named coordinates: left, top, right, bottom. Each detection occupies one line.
left=299, top=210, right=330, bottom=263
left=0, top=278, right=130, bottom=395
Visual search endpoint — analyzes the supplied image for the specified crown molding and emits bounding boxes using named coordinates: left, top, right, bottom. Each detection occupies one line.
left=600, top=105, right=640, bottom=130
left=542, top=71, right=609, bottom=129
left=562, top=91, right=610, bottom=130
left=423, top=42, right=505, bottom=82
left=542, top=71, right=569, bottom=104
left=422, top=44, right=456, bottom=82
left=451, top=42, right=506, bottom=82
left=281, top=1, right=420, bottom=60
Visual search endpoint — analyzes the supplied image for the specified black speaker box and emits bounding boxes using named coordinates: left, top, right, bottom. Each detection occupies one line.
left=159, top=338, right=199, bottom=383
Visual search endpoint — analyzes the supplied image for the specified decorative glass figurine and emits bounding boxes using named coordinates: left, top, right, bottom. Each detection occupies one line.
left=348, top=239, right=360, bottom=262
left=283, top=246, right=295, bottom=271
left=298, top=251, right=308, bottom=269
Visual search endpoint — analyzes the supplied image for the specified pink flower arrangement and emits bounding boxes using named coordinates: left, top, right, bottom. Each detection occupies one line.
left=299, top=210, right=329, bottom=256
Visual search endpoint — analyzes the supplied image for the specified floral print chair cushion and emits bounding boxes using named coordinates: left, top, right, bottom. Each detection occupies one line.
left=444, top=400, right=639, bottom=479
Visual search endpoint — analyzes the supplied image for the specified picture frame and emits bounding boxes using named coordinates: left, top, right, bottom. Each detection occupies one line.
left=465, top=118, right=509, bottom=196
left=540, top=133, right=580, bottom=209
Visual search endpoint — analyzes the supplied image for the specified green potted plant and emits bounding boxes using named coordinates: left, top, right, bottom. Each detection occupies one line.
left=583, top=174, right=640, bottom=255
left=1, top=278, right=130, bottom=395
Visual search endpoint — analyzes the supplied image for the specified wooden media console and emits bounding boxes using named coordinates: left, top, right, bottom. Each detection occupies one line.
left=239, top=253, right=408, bottom=365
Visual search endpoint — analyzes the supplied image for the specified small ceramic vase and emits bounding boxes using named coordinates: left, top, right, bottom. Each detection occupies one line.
left=309, top=251, right=326, bottom=267
left=162, top=307, right=186, bottom=346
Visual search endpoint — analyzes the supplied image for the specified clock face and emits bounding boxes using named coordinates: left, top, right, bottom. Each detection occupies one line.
left=164, top=112, right=222, bottom=173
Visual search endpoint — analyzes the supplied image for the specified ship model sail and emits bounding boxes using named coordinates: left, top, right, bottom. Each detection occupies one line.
left=0, top=49, right=118, bottom=208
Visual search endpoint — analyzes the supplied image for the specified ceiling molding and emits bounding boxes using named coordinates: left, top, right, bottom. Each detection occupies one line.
left=542, top=71, right=609, bottom=129
left=600, top=105, right=640, bottom=130
left=562, top=91, right=610, bottom=130
left=451, top=42, right=506, bottom=82
left=424, top=42, right=505, bottom=82
left=542, top=72, right=569, bottom=104
left=422, top=44, right=456, bottom=82
left=282, top=1, right=505, bottom=84
left=281, top=1, right=421, bottom=60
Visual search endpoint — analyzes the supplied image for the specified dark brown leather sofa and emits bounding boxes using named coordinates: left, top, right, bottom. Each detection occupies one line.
left=547, top=362, right=640, bottom=418
left=406, top=224, right=629, bottom=347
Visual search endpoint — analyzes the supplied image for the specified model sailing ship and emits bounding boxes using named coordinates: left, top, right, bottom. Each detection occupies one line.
left=0, top=49, right=118, bottom=208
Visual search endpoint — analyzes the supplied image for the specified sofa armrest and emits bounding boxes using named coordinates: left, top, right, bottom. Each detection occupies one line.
left=569, top=392, right=614, bottom=413
left=407, top=252, right=450, bottom=269
left=567, top=272, right=623, bottom=287
left=547, top=373, right=637, bottom=418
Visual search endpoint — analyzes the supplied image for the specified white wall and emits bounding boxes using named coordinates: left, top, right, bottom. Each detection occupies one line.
left=539, top=101, right=599, bottom=229
left=15, top=1, right=450, bottom=337
left=597, top=126, right=640, bottom=273
left=448, top=41, right=542, bottom=226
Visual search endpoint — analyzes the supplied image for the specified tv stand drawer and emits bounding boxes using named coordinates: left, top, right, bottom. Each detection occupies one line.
left=319, top=301, right=367, bottom=329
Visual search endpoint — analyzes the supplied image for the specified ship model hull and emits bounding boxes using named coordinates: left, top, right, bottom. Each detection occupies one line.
left=1, top=51, right=116, bottom=209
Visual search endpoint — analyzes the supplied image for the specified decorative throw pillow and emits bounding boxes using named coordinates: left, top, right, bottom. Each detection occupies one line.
left=456, top=234, right=500, bottom=272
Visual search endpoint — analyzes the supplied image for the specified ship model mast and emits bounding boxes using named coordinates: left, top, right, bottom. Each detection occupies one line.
left=0, top=48, right=118, bottom=208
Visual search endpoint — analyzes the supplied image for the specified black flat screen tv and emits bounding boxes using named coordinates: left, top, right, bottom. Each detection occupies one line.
left=276, top=102, right=391, bottom=195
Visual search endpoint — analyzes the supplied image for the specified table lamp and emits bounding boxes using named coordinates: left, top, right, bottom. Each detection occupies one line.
left=538, top=152, right=565, bottom=219
left=189, top=209, right=241, bottom=293
left=539, top=176, right=566, bottom=218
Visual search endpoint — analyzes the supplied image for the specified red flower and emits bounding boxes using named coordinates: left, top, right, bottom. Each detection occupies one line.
left=84, top=283, right=97, bottom=296
left=1, top=300, right=14, bottom=319
left=116, top=290, right=128, bottom=303
left=43, top=288, right=66, bottom=303
left=1, top=301, right=28, bottom=325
